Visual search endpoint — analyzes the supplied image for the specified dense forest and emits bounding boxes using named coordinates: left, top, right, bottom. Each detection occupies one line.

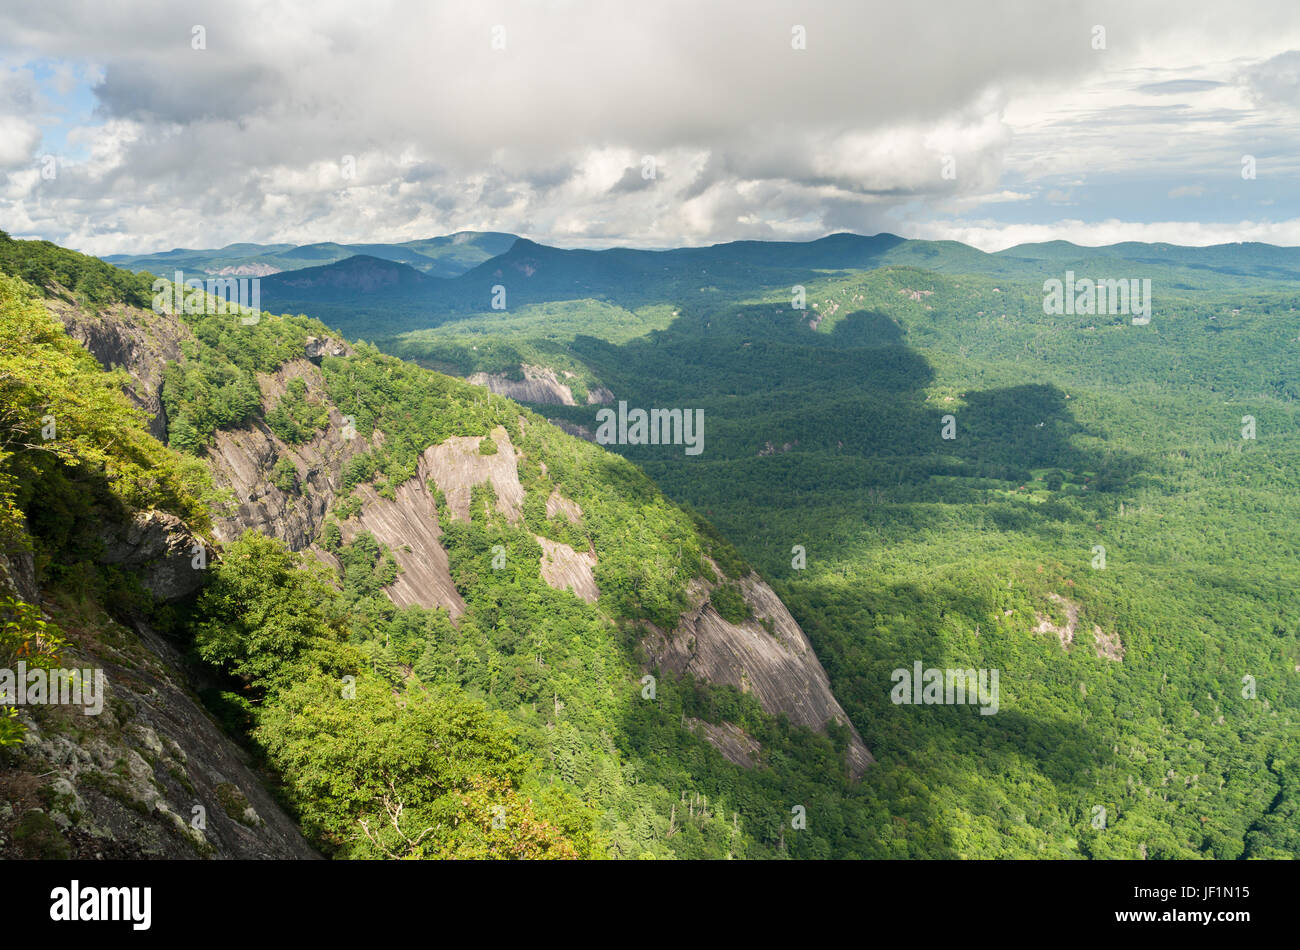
left=0, top=238, right=888, bottom=859
left=2, top=231, right=1296, bottom=858
left=384, top=257, right=1300, bottom=858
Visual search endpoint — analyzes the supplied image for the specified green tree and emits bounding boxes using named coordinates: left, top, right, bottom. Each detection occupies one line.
left=193, top=531, right=344, bottom=691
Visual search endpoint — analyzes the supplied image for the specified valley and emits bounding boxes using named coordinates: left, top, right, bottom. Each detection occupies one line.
left=2, top=228, right=1297, bottom=860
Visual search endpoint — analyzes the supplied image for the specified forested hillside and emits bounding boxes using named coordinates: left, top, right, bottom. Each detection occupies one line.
left=247, top=232, right=1300, bottom=340
left=383, top=242, right=1300, bottom=858
left=0, top=234, right=880, bottom=859
left=4, top=228, right=1295, bottom=859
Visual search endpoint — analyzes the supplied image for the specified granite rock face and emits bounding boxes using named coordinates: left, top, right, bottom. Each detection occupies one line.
left=467, top=364, right=613, bottom=407
left=98, top=510, right=212, bottom=602
left=0, top=611, right=319, bottom=860
left=207, top=359, right=373, bottom=550
left=644, top=570, right=874, bottom=778
left=48, top=296, right=191, bottom=441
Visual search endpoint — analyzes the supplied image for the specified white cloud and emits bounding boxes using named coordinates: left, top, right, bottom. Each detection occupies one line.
left=0, top=115, right=40, bottom=168
left=0, top=1, right=1299, bottom=252
left=914, top=217, right=1300, bottom=251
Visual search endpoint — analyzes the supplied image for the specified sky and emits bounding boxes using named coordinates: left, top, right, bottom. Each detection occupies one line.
left=2, top=0, right=1299, bottom=256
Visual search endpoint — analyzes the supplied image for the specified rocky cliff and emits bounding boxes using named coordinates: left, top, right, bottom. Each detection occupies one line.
left=467, top=364, right=613, bottom=406
left=48, top=297, right=873, bottom=794
left=1, top=602, right=318, bottom=859
left=46, top=295, right=191, bottom=441
left=9, top=297, right=319, bottom=859
left=0, top=475, right=315, bottom=859
left=643, top=569, right=874, bottom=778
left=208, top=358, right=374, bottom=549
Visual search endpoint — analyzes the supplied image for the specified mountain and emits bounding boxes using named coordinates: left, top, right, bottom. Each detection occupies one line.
left=103, top=231, right=518, bottom=280
left=384, top=235, right=1300, bottom=859
left=107, top=230, right=1300, bottom=345
left=996, top=239, right=1300, bottom=281
left=0, top=232, right=875, bottom=860
left=240, top=231, right=1300, bottom=340
left=260, top=254, right=435, bottom=298
left=396, top=232, right=521, bottom=276
left=7, top=228, right=1299, bottom=860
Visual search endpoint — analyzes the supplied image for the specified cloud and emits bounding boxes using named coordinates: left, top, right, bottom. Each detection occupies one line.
left=1240, top=49, right=1300, bottom=107
left=1138, top=79, right=1224, bottom=95
left=0, top=2, right=1299, bottom=253
left=914, top=217, right=1300, bottom=251
left=0, top=115, right=40, bottom=168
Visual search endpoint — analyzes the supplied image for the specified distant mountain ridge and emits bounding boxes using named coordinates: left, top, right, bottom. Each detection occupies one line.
left=104, top=230, right=517, bottom=280
left=260, top=254, right=435, bottom=298
left=101, top=229, right=1300, bottom=339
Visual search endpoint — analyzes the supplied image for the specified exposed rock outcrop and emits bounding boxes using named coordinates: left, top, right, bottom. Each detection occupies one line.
left=1092, top=624, right=1125, bottom=662
left=3, top=301, right=322, bottom=858
left=535, top=535, right=598, bottom=603
left=644, top=571, right=873, bottom=778
left=684, top=717, right=761, bottom=769
left=468, top=365, right=579, bottom=406
left=0, top=610, right=319, bottom=860
left=1033, top=592, right=1123, bottom=660
left=548, top=419, right=596, bottom=443
left=46, top=297, right=191, bottom=441
left=422, top=426, right=525, bottom=523
left=1033, top=592, right=1078, bottom=650
left=320, top=480, right=465, bottom=616
left=467, top=365, right=612, bottom=407
left=98, top=510, right=212, bottom=602
left=545, top=488, right=583, bottom=523
left=41, top=295, right=877, bottom=811
left=211, top=262, right=281, bottom=278
left=303, top=335, right=350, bottom=362
left=0, top=538, right=39, bottom=605
left=208, top=360, right=374, bottom=549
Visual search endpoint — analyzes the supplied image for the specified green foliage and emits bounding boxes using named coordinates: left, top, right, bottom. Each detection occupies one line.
left=0, top=271, right=215, bottom=747
left=255, top=673, right=585, bottom=858
left=106, top=231, right=516, bottom=283
left=333, top=494, right=363, bottom=520
left=162, top=358, right=261, bottom=447
left=193, top=531, right=346, bottom=692
left=271, top=456, right=299, bottom=493
left=320, top=341, right=519, bottom=496
left=266, top=377, right=330, bottom=445
left=193, top=531, right=596, bottom=858
left=320, top=520, right=342, bottom=552
left=15, top=231, right=1297, bottom=860
left=0, top=231, right=154, bottom=308
left=710, top=581, right=751, bottom=625
left=363, top=252, right=1300, bottom=859
left=0, top=596, right=66, bottom=746
left=160, top=304, right=332, bottom=450
left=0, top=273, right=212, bottom=561
left=11, top=808, right=71, bottom=858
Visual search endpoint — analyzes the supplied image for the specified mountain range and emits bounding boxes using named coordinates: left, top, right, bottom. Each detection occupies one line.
left=104, top=230, right=518, bottom=280
left=1, top=225, right=1297, bottom=860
